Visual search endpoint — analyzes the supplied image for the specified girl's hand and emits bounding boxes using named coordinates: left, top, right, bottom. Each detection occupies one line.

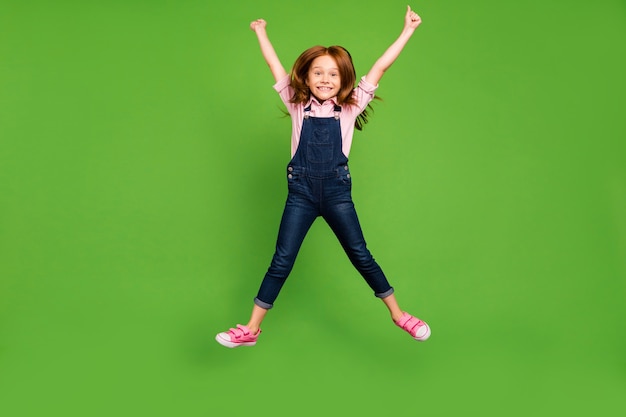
left=250, top=19, right=267, bottom=32
left=405, top=5, right=422, bottom=30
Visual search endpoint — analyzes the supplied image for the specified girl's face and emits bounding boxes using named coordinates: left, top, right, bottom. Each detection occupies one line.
left=306, top=54, right=341, bottom=103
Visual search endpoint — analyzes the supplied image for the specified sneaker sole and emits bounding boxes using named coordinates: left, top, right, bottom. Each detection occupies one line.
left=215, top=334, right=257, bottom=348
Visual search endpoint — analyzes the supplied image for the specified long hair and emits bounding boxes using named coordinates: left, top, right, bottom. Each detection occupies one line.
left=290, top=45, right=378, bottom=131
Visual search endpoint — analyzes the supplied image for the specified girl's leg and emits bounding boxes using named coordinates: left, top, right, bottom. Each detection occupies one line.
left=255, top=192, right=318, bottom=308
left=246, top=304, right=267, bottom=334
left=381, top=293, right=404, bottom=322
left=216, top=191, right=318, bottom=348
left=323, top=196, right=431, bottom=341
left=323, top=200, right=393, bottom=297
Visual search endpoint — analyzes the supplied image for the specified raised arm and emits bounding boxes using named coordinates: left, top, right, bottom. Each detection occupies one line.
left=250, top=19, right=288, bottom=82
left=364, top=6, right=422, bottom=86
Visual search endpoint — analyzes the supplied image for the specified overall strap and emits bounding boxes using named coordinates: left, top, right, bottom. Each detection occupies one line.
left=333, top=104, right=341, bottom=120
left=303, top=104, right=342, bottom=120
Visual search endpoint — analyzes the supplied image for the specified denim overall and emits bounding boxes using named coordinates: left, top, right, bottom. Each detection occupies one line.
left=254, top=105, right=394, bottom=309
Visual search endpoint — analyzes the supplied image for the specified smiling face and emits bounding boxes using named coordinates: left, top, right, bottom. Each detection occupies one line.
left=306, top=54, right=341, bottom=103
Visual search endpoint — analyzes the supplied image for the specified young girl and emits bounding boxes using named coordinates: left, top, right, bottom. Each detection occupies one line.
left=216, top=6, right=430, bottom=348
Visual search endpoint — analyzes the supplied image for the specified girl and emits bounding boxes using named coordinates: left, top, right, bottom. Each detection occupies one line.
left=216, top=6, right=430, bottom=348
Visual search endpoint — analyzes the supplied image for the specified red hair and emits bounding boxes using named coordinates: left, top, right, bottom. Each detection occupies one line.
left=290, top=45, right=377, bottom=130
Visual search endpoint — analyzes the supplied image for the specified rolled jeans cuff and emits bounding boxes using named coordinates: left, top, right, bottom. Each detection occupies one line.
left=254, top=297, right=273, bottom=310
left=375, top=287, right=394, bottom=299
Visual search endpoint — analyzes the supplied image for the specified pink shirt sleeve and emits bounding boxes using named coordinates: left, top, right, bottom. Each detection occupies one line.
left=273, top=75, right=304, bottom=157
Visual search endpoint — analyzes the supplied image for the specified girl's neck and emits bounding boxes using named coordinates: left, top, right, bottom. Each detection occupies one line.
left=312, top=94, right=335, bottom=105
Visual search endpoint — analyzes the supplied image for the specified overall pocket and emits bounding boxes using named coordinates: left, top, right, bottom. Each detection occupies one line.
left=307, top=142, right=334, bottom=163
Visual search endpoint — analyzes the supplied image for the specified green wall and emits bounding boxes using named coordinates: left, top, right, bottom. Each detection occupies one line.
left=1, top=0, right=625, bottom=415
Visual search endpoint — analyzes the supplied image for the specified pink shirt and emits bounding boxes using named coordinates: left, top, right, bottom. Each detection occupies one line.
left=273, top=74, right=378, bottom=158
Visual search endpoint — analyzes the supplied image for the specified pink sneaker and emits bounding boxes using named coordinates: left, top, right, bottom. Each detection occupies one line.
left=395, top=312, right=431, bottom=341
left=215, top=324, right=260, bottom=348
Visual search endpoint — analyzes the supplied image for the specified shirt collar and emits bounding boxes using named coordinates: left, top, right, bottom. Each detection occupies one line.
left=305, top=95, right=338, bottom=108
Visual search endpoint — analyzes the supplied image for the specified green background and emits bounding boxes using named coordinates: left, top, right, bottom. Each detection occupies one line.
left=1, top=0, right=625, bottom=415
